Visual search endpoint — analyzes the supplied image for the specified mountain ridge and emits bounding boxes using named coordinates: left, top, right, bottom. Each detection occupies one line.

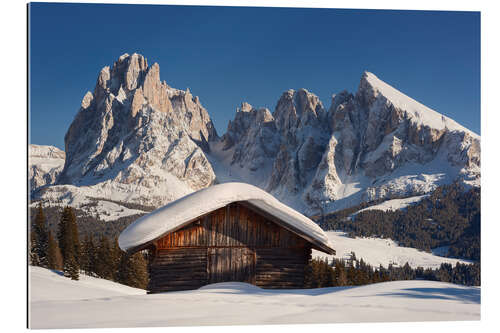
left=30, top=53, right=480, bottom=219
left=213, top=70, right=480, bottom=214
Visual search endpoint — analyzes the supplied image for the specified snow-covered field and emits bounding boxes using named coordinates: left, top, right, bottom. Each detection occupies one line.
left=29, top=266, right=479, bottom=329
left=29, top=266, right=145, bottom=302
left=312, top=231, right=472, bottom=269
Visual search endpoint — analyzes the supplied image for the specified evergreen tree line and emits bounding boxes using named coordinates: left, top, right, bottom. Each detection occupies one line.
left=29, top=204, right=148, bottom=289
left=304, top=253, right=480, bottom=288
left=323, top=183, right=480, bottom=261
left=29, top=202, right=147, bottom=242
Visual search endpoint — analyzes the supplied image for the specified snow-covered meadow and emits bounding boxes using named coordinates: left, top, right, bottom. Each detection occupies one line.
left=29, top=266, right=479, bottom=329
left=312, top=231, right=472, bottom=269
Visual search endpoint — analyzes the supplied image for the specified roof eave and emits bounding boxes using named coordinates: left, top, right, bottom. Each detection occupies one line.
left=122, top=200, right=336, bottom=256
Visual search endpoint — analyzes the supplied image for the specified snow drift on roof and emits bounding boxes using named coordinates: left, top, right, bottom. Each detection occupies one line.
left=118, top=182, right=334, bottom=253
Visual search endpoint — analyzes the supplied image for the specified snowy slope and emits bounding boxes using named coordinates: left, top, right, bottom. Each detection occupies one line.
left=352, top=194, right=428, bottom=216
left=29, top=266, right=145, bottom=302
left=364, top=72, right=478, bottom=136
left=30, top=184, right=148, bottom=222
left=29, top=267, right=479, bottom=328
left=312, top=231, right=472, bottom=269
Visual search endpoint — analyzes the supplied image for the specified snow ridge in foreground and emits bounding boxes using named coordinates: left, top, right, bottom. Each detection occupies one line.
left=30, top=266, right=479, bottom=329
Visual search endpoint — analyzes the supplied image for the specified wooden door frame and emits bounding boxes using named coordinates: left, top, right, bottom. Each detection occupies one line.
left=206, top=246, right=256, bottom=284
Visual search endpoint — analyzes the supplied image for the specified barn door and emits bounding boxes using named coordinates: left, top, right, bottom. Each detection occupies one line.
left=207, top=247, right=255, bottom=284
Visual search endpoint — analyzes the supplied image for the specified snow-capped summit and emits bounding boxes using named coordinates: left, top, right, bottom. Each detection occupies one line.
left=213, top=71, right=480, bottom=214
left=31, top=62, right=480, bottom=218
left=359, top=71, right=477, bottom=136
left=34, top=53, right=218, bottom=208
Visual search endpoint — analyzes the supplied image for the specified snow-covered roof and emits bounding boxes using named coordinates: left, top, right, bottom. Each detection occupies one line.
left=118, top=182, right=335, bottom=254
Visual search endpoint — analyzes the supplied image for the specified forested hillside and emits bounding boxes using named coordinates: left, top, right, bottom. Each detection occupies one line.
left=29, top=201, right=151, bottom=240
left=305, top=256, right=480, bottom=287
left=29, top=204, right=149, bottom=289
left=323, top=183, right=480, bottom=261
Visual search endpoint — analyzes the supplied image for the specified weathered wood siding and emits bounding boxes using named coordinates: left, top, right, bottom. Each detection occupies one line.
left=255, top=247, right=310, bottom=289
left=148, top=202, right=311, bottom=292
left=148, top=248, right=207, bottom=293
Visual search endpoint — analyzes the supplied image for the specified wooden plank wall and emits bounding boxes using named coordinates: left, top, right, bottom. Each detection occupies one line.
left=148, top=248, right=208, bottom=293
left=255, top=247, right=311, bottom=289
left=148, top=202, right=311, bottom=292
left=208, top=247, right=256, bottom=284
left=156, top=203, right=308, bottom=249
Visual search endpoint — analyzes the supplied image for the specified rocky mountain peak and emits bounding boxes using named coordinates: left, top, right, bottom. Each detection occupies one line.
left=216, top=71, right=480, bottom=215
left=112, top=53, right=148, bottom=92
left=355, top=71, right=380, bottom=109
left=273, top=88, right=327, bottom=134
left=222, top=103, right=275, bottom=151
left=34, top=65, right=480, bottom=219
left=238, top=102, right=254, bottom=113
left=50, top=53, right=218, bottom=207
left=29, top=145, right=66, bottom=192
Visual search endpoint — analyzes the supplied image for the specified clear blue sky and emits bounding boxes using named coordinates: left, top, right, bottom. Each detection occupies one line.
left=29, top=3, right=480, bottom=150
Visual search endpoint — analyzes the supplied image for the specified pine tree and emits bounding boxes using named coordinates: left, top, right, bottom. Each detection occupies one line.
left=111, top=238, right=122, bottom=280
left=317, top=259, right=328, bottom=288
left=95, top=236, right=117, bottom=280
left=334, top=261, right=348, bottom=286
left=63, top=249, right=79, bottom=280
left=58, top=206, right=71, bottom=262
left=69, top=208, right=80, bottom=265
left=80, top=234, right=97, bottom=276
left=326, top=261, right=336, bottom=287
left=58, top=206, right=80, bottom=278
left=31, top=203, right=49, bottom=267
left=117, top=252, right=149, bottom=289
left=29, top=228, right=40, bottom=266
left=46, top=231, right=63, bottom=270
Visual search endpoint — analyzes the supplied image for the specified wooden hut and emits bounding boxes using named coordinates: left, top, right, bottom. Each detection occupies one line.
left=118, top=182, right=335, bottom=293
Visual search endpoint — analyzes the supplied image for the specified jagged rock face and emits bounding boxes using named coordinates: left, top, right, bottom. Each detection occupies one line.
left=29, top=145, right=65, bottom=192
left=217, top=72, right=481, bottom=214
left=217, top=89, right=331, bottom=204
left=32, top=60, right=480, bottom=217
left=49, top=53, right=218, bottom=207
left=221, top=103, right=279, bottom=173
left=272, top=90, right=329, bottom=194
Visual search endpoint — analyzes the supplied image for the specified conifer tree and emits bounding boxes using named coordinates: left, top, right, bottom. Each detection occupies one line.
left=80, top=234, right=97, bottom=276
left=326, top=261, right=335, bottom=287
left=111, top=238, right=122, bottom=279
left=336, top=262, right=347, bottom=286
left=95, top=236, right=115, bottom=280
left=69, top=208, right=80, bottom=265
left=63, top=249, right=79, bottom=280
left=31, top=203, right=49, bottom=267
left=58, top=206, right=80, bottom=278
left=316, top=259, right=326, bottom=288
left=58, top=206, right=71, bottom=262
left=29, top=229, right=40, bottom=266
left=117, top=252, right=149, bottom=289
left=46, top=231, right=63, bottom=270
